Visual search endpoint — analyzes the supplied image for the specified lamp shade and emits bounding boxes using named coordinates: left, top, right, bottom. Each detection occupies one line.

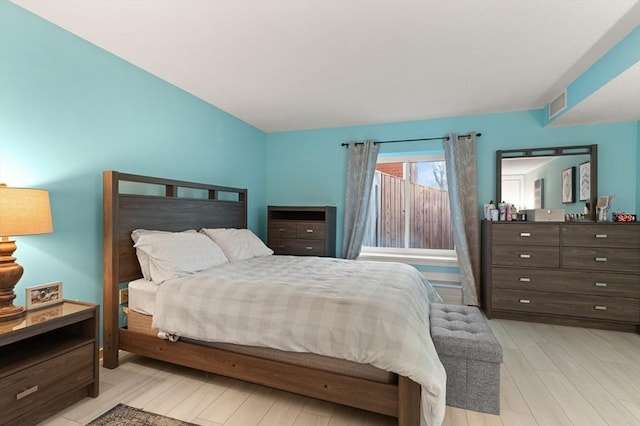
left=0, top=186, right=53, bottom=236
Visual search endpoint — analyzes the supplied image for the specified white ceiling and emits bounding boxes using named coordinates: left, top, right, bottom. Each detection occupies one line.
left=12, top=0, right=640, bottom=133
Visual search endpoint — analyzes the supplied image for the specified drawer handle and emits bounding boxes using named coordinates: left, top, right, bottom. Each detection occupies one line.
left=277, top=245, right=286, bottom=248
left=594, top=282, right=608, bottom=287
left=519, top=299, right=531, bottom=304
left=278, top=228, right=285, bottom=232
left=595, top=234, right=608, bottom=239
left=519, top=277, right=531, bottom=282
left=594, top=305, right=607, bottom=311
left=520, top=232, right=531, bottom=237
left=16, top=385, right=39, bottom=400
left=306, top=229, right=314, bottom=233
left=519, top=254, right=531, bottom=259
left=306, top=246, right=313, bottom=250
left=595, top=257, right=607, bottom=262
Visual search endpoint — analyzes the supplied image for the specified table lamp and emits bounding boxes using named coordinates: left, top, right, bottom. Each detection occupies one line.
left=0, top=184, right=53, bottom=321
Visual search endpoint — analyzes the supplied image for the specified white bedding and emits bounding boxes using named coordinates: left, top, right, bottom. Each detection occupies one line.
left=151, top=255, right=446, bottom=426
left=128, top=278, right=158, bottom=315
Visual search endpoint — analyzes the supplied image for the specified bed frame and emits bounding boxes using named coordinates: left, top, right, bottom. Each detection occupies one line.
left=102, top=170, right=421, bottom=425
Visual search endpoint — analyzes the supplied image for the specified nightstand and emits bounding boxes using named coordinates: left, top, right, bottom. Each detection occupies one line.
left=0, top=301, right=99, bottom=425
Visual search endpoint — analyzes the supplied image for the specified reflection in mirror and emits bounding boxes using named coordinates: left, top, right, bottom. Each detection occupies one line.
left=501, top=155, right=589, bottom=212
left=496, top=145, right=597, bottom=220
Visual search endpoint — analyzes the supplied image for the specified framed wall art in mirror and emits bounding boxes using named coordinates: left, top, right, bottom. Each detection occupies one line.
left=561, top=167, right=575, bottom=204
left=534, top=178, right=543, bottom=208
left=579, top=161, right=591, bottom=202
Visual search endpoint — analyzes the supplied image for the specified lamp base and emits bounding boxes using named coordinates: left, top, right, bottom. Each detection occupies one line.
left=0, top=239, right=26, bottom=322
left=0, top=304, right=25, bottom=321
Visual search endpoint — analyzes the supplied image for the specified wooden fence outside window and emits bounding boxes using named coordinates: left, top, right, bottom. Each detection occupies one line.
left=364, top=172, right=454, bottom=249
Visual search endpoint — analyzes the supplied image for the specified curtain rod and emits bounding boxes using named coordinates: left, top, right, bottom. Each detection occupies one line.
left=340, top=132, right=481, bottom=147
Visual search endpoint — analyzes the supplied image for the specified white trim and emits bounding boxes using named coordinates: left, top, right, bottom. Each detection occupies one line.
left=357, top=250, right=458, bottom=267
left=431, top=282, right=462, bottom=289
left=420, top=271, right=460, bottom=283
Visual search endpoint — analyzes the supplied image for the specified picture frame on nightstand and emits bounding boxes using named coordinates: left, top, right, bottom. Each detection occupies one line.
left=25, top=281, right=63, bottom=310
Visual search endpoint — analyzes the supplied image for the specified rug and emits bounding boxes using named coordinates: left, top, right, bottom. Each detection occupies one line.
left=86, top=403, right=197, bottom=426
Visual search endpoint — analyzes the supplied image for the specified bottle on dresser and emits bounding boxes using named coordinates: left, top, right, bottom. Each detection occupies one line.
left=498, top=201, right=507, bottom=221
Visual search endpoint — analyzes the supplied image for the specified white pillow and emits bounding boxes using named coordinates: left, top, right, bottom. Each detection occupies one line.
left=131, top=229, right=197, bottom=280
left=200, top=228, right=273, bottom=262
left=133, top=231, right=229, bottom=283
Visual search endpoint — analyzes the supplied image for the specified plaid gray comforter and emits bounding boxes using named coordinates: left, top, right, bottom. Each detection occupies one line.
left=152, top=255, right=446, bottom=425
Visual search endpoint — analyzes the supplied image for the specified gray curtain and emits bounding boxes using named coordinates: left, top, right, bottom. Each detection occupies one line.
left=342, top=140, right=380, bottom=259
left=444, top=133, right=480, bottom=305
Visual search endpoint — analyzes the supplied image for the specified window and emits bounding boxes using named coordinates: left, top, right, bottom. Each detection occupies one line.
left=362, top=154, right=455, bottom=257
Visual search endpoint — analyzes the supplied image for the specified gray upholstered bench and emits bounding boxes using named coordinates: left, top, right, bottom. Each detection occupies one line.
left=429, top=303, right=503, bottom=414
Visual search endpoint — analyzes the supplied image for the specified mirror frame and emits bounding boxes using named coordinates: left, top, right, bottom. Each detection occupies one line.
left=496, top=144, right=598, bottom=220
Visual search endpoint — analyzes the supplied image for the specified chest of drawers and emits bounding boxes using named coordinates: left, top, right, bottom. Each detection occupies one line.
left=267, top=206, right=336, bottom=257
left=481, top=221, right=640, bottom=332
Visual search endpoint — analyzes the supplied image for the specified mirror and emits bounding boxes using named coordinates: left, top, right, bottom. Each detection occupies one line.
left=496, top=144, right=598, bottom=220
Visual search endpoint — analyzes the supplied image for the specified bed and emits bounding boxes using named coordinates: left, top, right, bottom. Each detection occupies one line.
left=102, top=171, right=445, bottom=425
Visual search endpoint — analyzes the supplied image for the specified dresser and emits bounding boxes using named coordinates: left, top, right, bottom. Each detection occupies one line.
left=267, top=206, right=336, bottom=257
left=481, top=221, right=640, bottom=333
left=0, top=301, right=99, bottom=425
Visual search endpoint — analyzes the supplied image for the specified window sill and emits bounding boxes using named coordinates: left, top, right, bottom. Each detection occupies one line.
left=357, top=251, right=458, bottom=267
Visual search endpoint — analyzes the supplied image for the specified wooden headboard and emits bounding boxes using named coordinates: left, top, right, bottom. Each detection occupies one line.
left=102, top=171, right=247, bottom=366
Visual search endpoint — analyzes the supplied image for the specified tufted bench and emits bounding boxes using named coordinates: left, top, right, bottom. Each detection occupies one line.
left=429, top=303, right=503, bottom=414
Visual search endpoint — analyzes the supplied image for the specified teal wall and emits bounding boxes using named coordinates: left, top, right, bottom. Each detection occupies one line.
left=0, top=2, right=267, bottom=307
left=266, top=112, right=638, bottom=256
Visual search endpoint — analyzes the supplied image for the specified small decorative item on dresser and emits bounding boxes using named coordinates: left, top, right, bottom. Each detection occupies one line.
left=613, top=212, right=637, bottom=222
left=597, top=195, right=614, bottom=221
left=25, top=281, right=63, bottom=310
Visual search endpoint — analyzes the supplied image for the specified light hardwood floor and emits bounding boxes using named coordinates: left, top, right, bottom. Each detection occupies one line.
left=40, top=288, right=640, bottom=426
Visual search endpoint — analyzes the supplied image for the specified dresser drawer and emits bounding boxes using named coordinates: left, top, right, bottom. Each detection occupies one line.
left=492, top=245, right=559, bottom=268
left=0, top=343, right=94, bottom=420
left=269, top=238, right=326, bottom=256
left=492, top=224, right=560, bottom=246
left=492, top=267, right=640, bottom=298
left=296, top=222, right=326, bottom=240
left=492, top=289, right=640, bottom=322
left=268, top=221, right=297, bottom=239
left=562, top=224, right=640, bottom=248
left=562, top=247, right=640, bottom=273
